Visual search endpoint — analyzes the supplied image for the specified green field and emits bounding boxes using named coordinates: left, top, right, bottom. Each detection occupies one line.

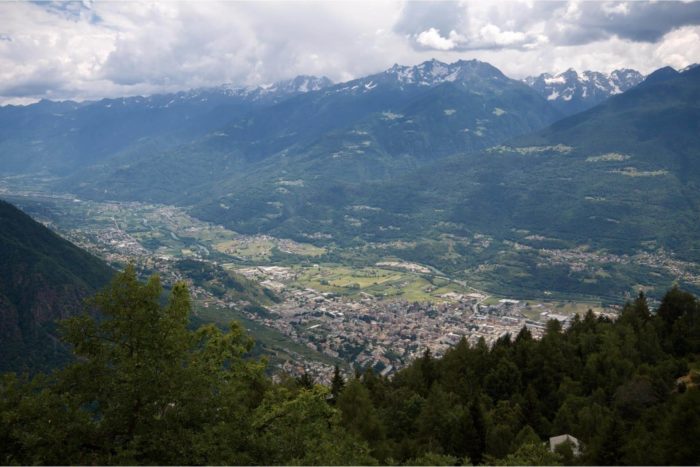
left=288, top=264, right=471, bottom=302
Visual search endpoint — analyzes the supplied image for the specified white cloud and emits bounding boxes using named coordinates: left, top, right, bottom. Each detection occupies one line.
left=653, top=26, right=700, bottom=70
left=416, top=28, right=457, bottom=50
left=0, top=1, right=699, bottom=104
left=602, top=2, right=630, bottom=17
left=479, top=24, right=527, bottom=46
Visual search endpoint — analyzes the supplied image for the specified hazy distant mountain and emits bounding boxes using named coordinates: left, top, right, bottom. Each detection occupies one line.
left=219, top=75, right=333, bottom=104
left=524, top=68, right=644, bottom=115
left=2, top=61, right=699, bottom=301
left=334, top=58, right=515, bottom=93
left=360, top=65, right=700, bottom=260
left=0, top=75, right=333, bottom=176
left=62, top=59, right=562, bottom=210
left=637, top=66, right=681, bottom=87
left=0, top=200, right=113, bottom=372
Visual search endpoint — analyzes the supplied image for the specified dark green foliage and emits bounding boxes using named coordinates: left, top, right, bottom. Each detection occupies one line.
left=330, top=364, right=345, bottom=402
left=492, top=442, right=562, bottom=466
left=175, top=258, right=278, bottom=305
left=0, top=267, right=370, bottom=465
left=337, top=378, right=388, bottom=460
left=1, top=272, right=699, bottom=465
left=332, top=288, right=700, bottom=465
left=0, top=200, right=113, bottom=373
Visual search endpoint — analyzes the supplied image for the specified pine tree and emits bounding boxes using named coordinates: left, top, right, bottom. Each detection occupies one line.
left=330, top=364, right=345, bottom=402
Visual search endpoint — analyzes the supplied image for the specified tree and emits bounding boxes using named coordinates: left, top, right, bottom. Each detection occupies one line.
left=593, top=416, right=625, bottom=466
left=55, top=265, right=270, bottom=464
left=656, top=287, right=700, bottom=356
left=661, top=389, right=700, bottom=465
left=2, top=267, right=273, bottom=464
left=337, top=378, right=387, bottom=460
left=330, top=364, right=345, bottom=402
left=0, top=373, right=93, bottom=465
left=485, top=401, right=523, bottom=458
left=296, top=372, right=315, bottom=390
left=513, top=425, right=541, bottom=449
left=251, top=385, right=374, bottom=465
left=418, top=348, right=437, bottom=394
left=406, top=451, right=461, bottom=466
left=493, top=442, right=562, bottom=466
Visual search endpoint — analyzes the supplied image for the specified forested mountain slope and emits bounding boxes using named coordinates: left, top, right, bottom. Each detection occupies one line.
left=0, top=76, right=332, bottom=176
left=0, top=200, right=114, bottom=372
left=350, top=65, right=700, bottom=254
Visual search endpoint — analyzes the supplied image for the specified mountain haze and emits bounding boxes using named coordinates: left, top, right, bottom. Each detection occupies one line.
left=1, top=59, right=698, bottom=299
left=0, top=75, right=333, bottom=176
left=59, top=60, right=562, bottom=209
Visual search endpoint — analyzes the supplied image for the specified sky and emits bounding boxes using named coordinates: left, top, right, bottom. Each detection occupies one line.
left=1, top=0, right=700, bottom=105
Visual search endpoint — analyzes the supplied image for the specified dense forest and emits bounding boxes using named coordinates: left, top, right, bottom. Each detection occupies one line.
left=1, top=266, right=698, bottom=465
left=0, top=200, right=114, bottom=373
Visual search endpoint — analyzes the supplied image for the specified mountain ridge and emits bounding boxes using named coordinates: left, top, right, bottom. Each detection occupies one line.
left=0, top=199, right=114, bottom=372
left=524, top=68, right=645, bottom=115
left=59, top=59, right=563, bottom=209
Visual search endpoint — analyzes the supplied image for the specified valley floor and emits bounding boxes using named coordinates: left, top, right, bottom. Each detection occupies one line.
left=5, top=175, right=699, bottom=382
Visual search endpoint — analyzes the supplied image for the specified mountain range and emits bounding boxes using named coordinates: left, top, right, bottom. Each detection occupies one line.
left=184, top=63, right=699, bottom=300
left=1, top=58, right=698, bottom=300
left=524, top=68, right=645, bottom=115
left=0, top=75, right=334, bottom=176
left=58, top=59, right=562, bottom=207
left=0, top=60, right=649, bottom=180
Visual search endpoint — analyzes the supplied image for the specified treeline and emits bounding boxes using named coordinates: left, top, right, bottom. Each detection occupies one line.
left=1, top=266, right=698, bottom=465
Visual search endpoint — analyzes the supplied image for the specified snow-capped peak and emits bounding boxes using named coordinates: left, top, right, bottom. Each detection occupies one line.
left=381, top=59, right=506, bottom=87
left=218, top=75, right=333, bottom=102
left=523, top=68, right=644, bottom=115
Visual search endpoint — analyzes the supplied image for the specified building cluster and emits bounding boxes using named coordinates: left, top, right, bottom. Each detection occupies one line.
left=247, top=286, right=578, bottom=378
left=42, top=198, right=614, bottom=384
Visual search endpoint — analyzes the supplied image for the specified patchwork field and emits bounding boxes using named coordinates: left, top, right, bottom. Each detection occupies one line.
left=287, top=264, right=473, bottom=302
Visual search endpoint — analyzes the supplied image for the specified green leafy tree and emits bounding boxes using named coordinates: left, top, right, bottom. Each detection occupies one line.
left=493, top=442, right=562, bottom=466
left=55, top=265, right=269, bottom=464
left=330, top=364, right=345, bottom=402
left=512, top=425, right=541, bottom=449
left=406, top=451, right=460, bottom=466
left=337, top=378, right=387, bottom=460
left=251, top=385, right=375, bottom=465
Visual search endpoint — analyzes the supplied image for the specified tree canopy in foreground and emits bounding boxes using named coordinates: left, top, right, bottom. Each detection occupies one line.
left=1, top=266, right=699, bottom=465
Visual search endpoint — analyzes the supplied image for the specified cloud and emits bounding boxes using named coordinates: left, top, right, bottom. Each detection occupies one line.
left=0, top=1, right=412, bottom=103
left=398, top=1, right=700, bottom=51
left=414, top=24, right=546, bottom=51
left=554, top=1, right=700, bottom=44
left=394, top=1, right=467, bottom=40
left=416, top=28, right=459, bottom=50
left=0, top=1, right=700, bottom=104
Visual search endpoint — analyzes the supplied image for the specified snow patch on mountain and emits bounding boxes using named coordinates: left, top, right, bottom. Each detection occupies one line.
left=524, top=68, right=644, bottom=115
